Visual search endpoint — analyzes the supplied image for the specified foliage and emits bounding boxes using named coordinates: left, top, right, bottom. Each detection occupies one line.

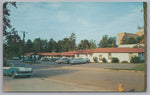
left=130, top=56, right=141, bottom=63
left=25, top=39, right=33, bottom=53
left=127, top=37, right=137, bottom=44
left=93, top=57, right=98, bottom=63
left=69, top=33, right=76, bottom=50
left=89, top=40, right=97, bottom=49
left=77, top=39, right=90, bottom=50
left=121, top=60, right=128, bottom=63
left=3, top=29, right=23, bottom=58
left=136, top=35, right=144, bottom=43
left=121, top=35, right=144, bottom=45
left=111, top=57, right=119, bottom=63
left=98, top=35, right=117, bottom=47
left=3, top=2, right=17, bottom=35
left=102, top=58, right=107, bottom=63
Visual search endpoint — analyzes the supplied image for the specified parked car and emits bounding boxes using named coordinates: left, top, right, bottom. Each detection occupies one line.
left=56, top=58, right=70, bottom=64
left=3, top=63, right=33, bottom=78
left=49, top=57, right=60, bottom=62
left=12, top=57, right=20, bottom=60
left=69, top=58, right=90, bottom=64
left=41, top=57, right=50, bottom=61
left=23, top=57, right=32, bottom=63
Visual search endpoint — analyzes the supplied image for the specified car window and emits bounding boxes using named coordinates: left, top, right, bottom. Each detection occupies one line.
left=14, top=64, right=26, bottom=67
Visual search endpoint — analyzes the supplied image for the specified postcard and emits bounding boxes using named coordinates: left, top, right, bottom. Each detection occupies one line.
left=3, top=2, right=147, bottom=92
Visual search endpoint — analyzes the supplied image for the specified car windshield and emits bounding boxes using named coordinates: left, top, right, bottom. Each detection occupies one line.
left=13, top=63, right=30, bottom=67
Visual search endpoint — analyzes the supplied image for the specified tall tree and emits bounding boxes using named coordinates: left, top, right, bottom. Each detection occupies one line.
left=33, top=38, right=42, bottom=52
left=98, top=35, right=117, bottom=47
left=3, top=28, right=23, bottom=58
left=98, top=35, right=108, bottom=47
left=3, top=2, right=17, bottom=35
left=89, top=40, right=97, bottom=49
left=69, top=33, right=76, bottom=51
left=127, top=37, right=137, bottom=44
left=25, top=39, right=33, bottom=53
left=48, top=38, right=57, bottom=52
left=77, top=39, right=90, bottom=50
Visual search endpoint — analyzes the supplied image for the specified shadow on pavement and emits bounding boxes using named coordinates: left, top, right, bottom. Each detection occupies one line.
left=32, top=69, right=78, bottom=78
left=128, top=89, right=136, bottom=92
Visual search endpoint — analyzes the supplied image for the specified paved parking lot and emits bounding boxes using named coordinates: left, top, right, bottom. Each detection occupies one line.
left=3, top=61, right=145, bottom=92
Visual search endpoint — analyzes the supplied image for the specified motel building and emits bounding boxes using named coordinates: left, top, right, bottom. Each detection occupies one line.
left=75, top=48, right=144, bottom=63
left=25, top=47, right=144, bottom=63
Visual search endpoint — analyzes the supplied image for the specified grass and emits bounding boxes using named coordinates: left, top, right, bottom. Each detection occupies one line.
left=105, top=63, right=145, bottom=71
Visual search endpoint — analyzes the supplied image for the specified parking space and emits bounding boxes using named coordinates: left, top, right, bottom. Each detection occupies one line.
left=3, top=60, right=145, bottom=92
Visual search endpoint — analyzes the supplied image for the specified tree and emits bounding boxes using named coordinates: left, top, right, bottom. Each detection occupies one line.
left=98, top=35, right=108, bottom=47
left=69, top=33, right=76, bottom=51
left=77, top=39, right=90, bottom=50
left=3, top=28, right=23, bottom=58
left=33, top=38, right=42, bottom=52
left=127, top=37, right=137, bottom=44
left=136, top=35, right=144, bottom=43
left=3, top=2, right=17, bottom=36
left=89, top=40, right=97, bottom=49
left=25, top=39, right=33, bottom=53
left=48, top=38, right=57, bottom=52
left=98, top=35, right=117, bottom=47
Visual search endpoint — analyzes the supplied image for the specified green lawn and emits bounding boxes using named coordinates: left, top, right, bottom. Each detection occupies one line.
left=105, top=63, right=145, bottom=71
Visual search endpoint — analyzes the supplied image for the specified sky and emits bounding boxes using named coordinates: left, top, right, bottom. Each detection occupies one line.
left=7, top=2, right=144, bottom=45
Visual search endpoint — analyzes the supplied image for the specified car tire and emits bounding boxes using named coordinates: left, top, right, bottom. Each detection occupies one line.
left=12, top=72, right=16, bottom=79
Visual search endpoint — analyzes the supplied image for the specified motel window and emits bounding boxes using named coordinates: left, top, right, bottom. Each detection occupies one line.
left=108, top=53, right=111, bottom=56
left=77, top=54, right=79, bottom=57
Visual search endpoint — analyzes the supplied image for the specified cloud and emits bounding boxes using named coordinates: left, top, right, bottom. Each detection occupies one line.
left=77, top=18, right=91, bottom=27
left=56, top=11, right=70, bottom=23
left=50, top=3, right=62, bottom=8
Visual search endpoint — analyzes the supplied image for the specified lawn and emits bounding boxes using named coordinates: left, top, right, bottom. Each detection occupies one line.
left=105, top=63, right=145, bottom=71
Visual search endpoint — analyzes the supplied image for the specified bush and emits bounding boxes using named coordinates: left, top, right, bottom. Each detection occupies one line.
left=121, top=60, right=128, bottom=63
left=102, top=58, right=107, bottom=63
left=93, top=57, right=98, bottom=62
left=130, top=56, right=141, bottom=63
left=111, top=57, right=119, bottom=63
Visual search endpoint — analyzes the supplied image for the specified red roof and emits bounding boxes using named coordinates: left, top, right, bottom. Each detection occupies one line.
left=25, top=48, right=144, bottom=56
left=92, top=48, right=144, bottom=53
left=59, top=51, right=76, bottom=56
left=24, top=52, right=34, bottom=56
left=37, top=53, right=58, bottom=56
left=75, top=49, right=93, bottom=54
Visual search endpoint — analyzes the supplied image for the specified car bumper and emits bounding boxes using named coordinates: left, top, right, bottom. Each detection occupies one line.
left=15, top=73, right=32, bottom=76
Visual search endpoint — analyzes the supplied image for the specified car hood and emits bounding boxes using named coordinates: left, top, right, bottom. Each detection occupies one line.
left=18, top=67, right=32, bottom=72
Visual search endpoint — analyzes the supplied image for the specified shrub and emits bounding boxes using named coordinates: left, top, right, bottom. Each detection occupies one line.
left=130, top=56, right=141, bottom=63
left=121, top=60, right=128, bottom=63
left=111, top=57, right=119, bottom=63
left=102, top=58, right=107, bottom=63
left=93, top=57, right=98, bottom=62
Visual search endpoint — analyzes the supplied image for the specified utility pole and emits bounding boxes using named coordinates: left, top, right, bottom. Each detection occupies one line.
left=21, top=31, right=27, bottom=63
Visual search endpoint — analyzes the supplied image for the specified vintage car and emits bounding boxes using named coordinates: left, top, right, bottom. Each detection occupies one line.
left=3, top=63, right=33, bottom=78
left=56, top=58, right=70, bottom=64
left=69, top=58, right=90, bottom=64
left=49, top=57, right=60, bottom=62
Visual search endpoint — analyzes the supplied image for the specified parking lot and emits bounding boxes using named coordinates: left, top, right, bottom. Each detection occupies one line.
left=3, top=61, right=145, bottom=92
